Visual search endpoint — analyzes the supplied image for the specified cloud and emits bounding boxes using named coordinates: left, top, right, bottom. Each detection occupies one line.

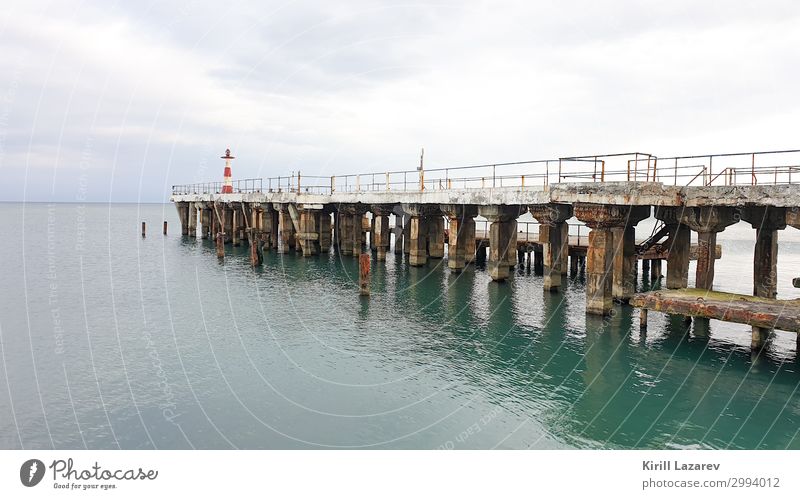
left=1, top=0, right=799, bottom=201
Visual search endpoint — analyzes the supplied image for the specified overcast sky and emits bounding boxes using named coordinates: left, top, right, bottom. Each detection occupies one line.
left=1, top=0, right=799, bottom=202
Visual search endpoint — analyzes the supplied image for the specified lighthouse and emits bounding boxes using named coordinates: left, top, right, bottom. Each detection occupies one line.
left=221, top=148, right=235, bottom=193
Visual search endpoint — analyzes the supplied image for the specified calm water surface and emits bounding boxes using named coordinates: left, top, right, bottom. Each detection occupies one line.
left=2, top=202, right=800, bottom=449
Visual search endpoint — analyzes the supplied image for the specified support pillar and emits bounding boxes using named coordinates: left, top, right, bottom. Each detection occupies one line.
left=676, top=206, right=739, bottom=291
left=428, top=215, right=445, bottom=259
left=403, top=218, right=411, bottom=255
left=586, top=227, right=614, bottom=315
left=176, top=202, right=189, bottom=235
left=742, top=206, right=786, bottom=350
left=201, top=208, right=210, bottom=239
left=611, top=225, right=636, bottom=301
left=352, top=213, right=364, bottom=257
left=464, top=218, right=476, bottom=264
left=442, top=205, right=477, bottom=272
left=371, top=206, right=391, bottom=261
left=530, top=204, right=573, bottom=292
left=278, top=206, right=291, bottom=254
left=479, top=205, right=522, bottom=282
left=650, top=259, right=662, bottom=281
left=319, top=211, right=332, bottom=253
left=393, top=208, right=405, bottom=255
left=695, top=232, right=716, bottom=289
left=575, top=203, right=649, bottom=315
left=187, top=202, right=197, bottom=237
left=298, top=206, right=320, bottom=256
left=223, top=204, right=233, bottom=243
left=665, top=223, right=690, bottom=289
left=232, top=208, right=241, bottom=246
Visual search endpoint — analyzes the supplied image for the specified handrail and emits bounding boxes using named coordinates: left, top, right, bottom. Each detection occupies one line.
left=171, top=149, right=800, bottom=195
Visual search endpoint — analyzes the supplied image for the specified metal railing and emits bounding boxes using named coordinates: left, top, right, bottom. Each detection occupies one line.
left=172, top=178, right=263, bottom=195
left=171, top=149, right=800, bottom=195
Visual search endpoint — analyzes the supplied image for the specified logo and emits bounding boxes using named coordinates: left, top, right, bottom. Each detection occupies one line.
left=20, top=459, right=45, bottom=487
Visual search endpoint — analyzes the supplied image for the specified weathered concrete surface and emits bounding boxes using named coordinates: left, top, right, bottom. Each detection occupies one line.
left=681, top=185, right=800, bottom=208
left=171, top=181, right=684, bottom=208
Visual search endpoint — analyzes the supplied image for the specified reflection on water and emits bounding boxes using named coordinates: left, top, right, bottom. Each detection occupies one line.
left=1, top=203, right=800, bottom=449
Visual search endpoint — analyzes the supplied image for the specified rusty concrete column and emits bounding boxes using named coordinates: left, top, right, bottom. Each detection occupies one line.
left=742, top=206, right=786, bottom=349
left=402, top=204, right=431, bottom=267
left=223, top=204, right=233, bottom=243
left=464, top=217, right=476, bottom=264
left=442, top=205, right=477, bottom=272
left=199, top=206, right=208, bottom=239
left=261, top=205, right=273, bottom=251
left=232, top=208, right=241, bottom=247
left=586, top=227, right=614, bottom=315
left=372, top=206, right=391, bottom=261
left=677, top=206, right=738, bottom=291
left=575, top=204, right=648, bottom=315
left=533, top=248, right=543, bottom=275
left=176, top=202, right=189, bottom=235
left=409, top=216, right=429, bottom=267
left=277, top=206, right=291, bottom=254
left=665, top=224, right=690, bottom=289
left=392, top=207, right=405, bottom=255
left=339, top=211, right=353, bottom=256
left=506, top=228, right=518, bottom=269
left=479, top=205, right=522, bottom=282
left=403, top=216, right=411, bottom=255
left=298, top=206, right=320, bottom=256
left=352, top=213, right=365, bottom=256
left=319, top=211, right=332, bottom=253
left=611, top=225, right=636, bottom=300
left=650, top=259, right=662, bottom=280
left=428, top=215, right=445, bottom=259
left=530, top=204, right=572, bottom=292
left=695, top=232, right=715, bottom=289
left=270, top=208, right=279, bottom=249
left=187, top=203, right=197, bottom=237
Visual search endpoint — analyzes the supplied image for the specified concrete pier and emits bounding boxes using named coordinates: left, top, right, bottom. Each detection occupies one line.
left=173, top=163, right=800, bottom=342
left=530, top=203, right=572, bottom=292
left=479, top=205, right=522, bottom=282
left=443, top=205, right=477, bottom=273
left=428, top=215, right=445, bottom=259
left=372, top=206, right=391, bottom=260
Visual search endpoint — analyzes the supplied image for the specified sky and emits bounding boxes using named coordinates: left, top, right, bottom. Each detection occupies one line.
left=1, top=0, right=799, bottom=202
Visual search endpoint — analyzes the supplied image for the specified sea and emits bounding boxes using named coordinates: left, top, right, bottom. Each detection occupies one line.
left=1, top=202, right=800, bottom=449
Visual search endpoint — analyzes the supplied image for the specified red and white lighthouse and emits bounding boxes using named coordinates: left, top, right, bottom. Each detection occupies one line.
left=221, top=148, right=235, bottom=193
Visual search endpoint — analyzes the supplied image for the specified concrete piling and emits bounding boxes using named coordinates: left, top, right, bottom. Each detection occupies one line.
left=428, top=215, right=445, bottom=259
left=479, top=205, right=521, bottom=282
left=163, top=221, right=168, bottom=235
left=359, top=253, right=370, bottom=296
left=216, top=231, right=224, bottom=259
left=141, top=221, right=146, bottom=237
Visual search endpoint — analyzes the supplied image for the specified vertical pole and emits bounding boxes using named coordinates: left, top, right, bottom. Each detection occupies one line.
left=409, top=216, right=428, bottom=266
left=359, top=253, right=371, bottom=296
left=216, top=231, right=224, bottom=259
left=141, top=222, right=146, bottom=238
left=163, top=221, right=168, bottom=235
left=665, top=224, right=690, bottom=289
left=695, top=232, right=717, bottom=290
left=586, top=227, right=613, bottom=315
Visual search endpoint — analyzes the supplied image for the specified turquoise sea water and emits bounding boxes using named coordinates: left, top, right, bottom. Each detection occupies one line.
left=2, top=202, right=800, bottom=449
